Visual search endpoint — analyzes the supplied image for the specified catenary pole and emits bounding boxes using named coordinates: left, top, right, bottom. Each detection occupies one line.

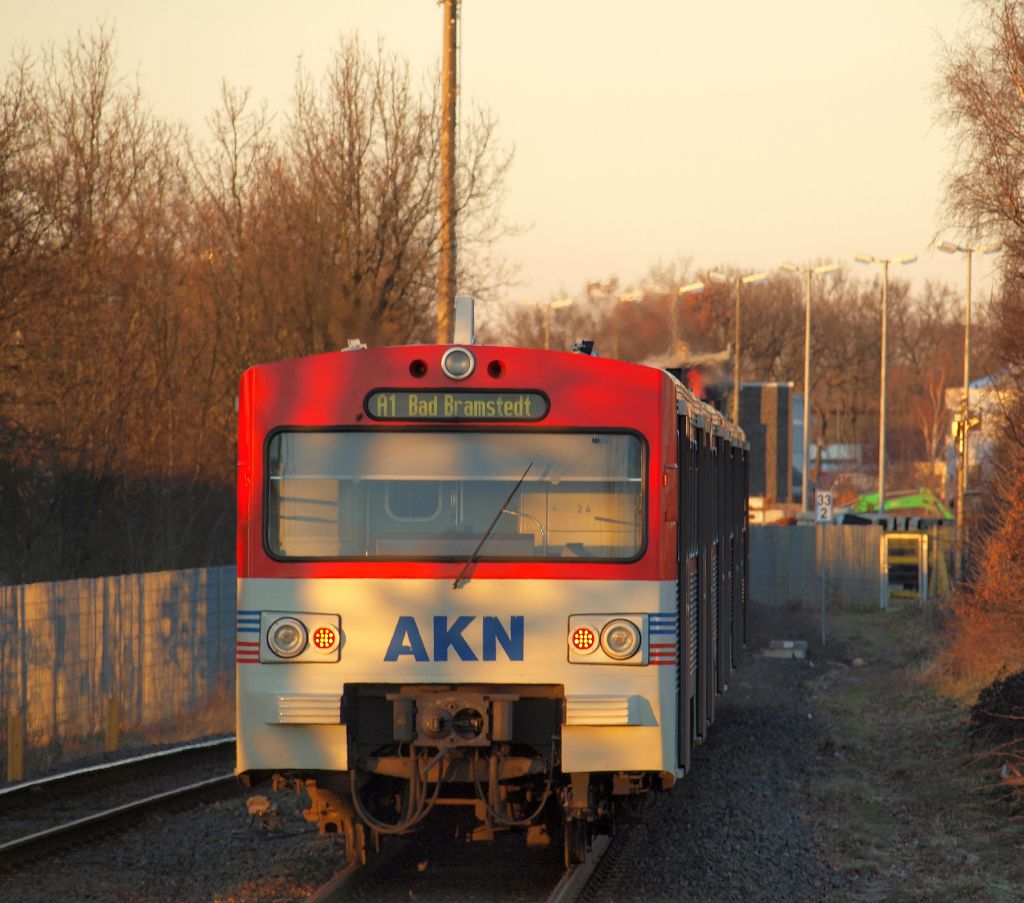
left=437, top=0, right=458, bottom=344
left=855, top=252, right=916, bottom=517
left=956, top=249, right=973, bottom=580
left=781, top=262, right=839, bottom=512
left=878, top=258, right=889, bottom=515
left=710, top=271, right=767, bottom=424
left=733, top=279, right=741, bottom=424
left=802, top=269, right=812, bottom=512
left=938, top=239, right=999, bottom=581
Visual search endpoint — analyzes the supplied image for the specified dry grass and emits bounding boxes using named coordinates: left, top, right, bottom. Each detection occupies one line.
left=808, top=608, right=1024, bottom=902
left=927, top=603, right=1024, bottom=704
left=926, top=458, right=1024, bottom=703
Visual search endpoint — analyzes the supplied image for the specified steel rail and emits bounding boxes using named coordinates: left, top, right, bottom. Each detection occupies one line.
left=306, top=828, right=612, bottom=903
left=0, top=773, right=236, bottom=861
left=545, top=835, right=611, bottom=903
left=0, top=735, right=235, bottom=800
left=305, top=834, right=413, bottom=902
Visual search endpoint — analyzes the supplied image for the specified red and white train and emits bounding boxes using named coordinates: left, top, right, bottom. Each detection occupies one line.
left=235, top=303, right=749, bottom=864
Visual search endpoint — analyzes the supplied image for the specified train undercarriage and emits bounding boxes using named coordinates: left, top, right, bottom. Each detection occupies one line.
left=250, top=684, right=671, bottom=867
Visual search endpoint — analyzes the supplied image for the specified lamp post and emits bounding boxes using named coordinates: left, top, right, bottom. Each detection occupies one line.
left=437, top=0, right=460, bottom=343
left=670, top=281, right=706, bottom=352
left=854, top=252, right=917, bottom=517
left=780, top=262, right=841, bottom=512
left=709, top=270, right=769, bottom=423
left=937, top=239, right=1001, bottom=581
left=610, top=290, right=643, bottom=359
left=524, top=297, right=574, bottom=350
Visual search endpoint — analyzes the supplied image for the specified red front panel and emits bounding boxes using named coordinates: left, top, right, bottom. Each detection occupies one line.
left=237, top=345, right=679, bottom=581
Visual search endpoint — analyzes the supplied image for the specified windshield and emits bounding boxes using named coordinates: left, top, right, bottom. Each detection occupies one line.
left=265, top=430, right=645, bottom=561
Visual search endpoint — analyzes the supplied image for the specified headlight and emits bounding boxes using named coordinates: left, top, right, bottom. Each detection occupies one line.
left=268, top=617, right=308, bottom=658
left=441, top=347, right=475, bottom=380
left=600, top=619, right=641, bottom=660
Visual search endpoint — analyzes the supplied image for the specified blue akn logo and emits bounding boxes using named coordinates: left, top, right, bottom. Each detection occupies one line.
left=384, top=615, right=524, bottom=662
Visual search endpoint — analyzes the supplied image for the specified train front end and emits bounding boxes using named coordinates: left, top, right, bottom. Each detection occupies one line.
left=235, top=340, right=684, bottom=861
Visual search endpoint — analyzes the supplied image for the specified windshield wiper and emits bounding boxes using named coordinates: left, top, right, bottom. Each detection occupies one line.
left=453, top=462, right=533, bottom=589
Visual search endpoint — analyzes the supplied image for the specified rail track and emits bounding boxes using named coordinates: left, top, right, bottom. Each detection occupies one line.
left=305, top=825, right=617, bottom=903
left=0, top=737, right=237, bottom=864
left=3, top=738, right=618, bottom=901
left=545, top=834, right=612, bottom=903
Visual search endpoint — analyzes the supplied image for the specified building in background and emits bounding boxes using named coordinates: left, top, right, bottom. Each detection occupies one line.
left=943, top=372, right=1014, bottom=504
left=740, top=382, right=797, bottom=523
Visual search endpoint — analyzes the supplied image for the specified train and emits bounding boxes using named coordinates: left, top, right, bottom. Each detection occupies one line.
left=235, top=300, right=749, bottom=865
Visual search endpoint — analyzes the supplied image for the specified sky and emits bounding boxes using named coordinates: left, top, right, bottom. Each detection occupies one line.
left=1, top=1, right=1004, bottom=305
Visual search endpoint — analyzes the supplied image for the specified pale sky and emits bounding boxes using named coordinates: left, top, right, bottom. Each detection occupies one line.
left=1, top=1, right=1003, bottom=303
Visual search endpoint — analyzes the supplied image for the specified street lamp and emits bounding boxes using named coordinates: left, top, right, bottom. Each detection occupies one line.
left=670, top=281, right=706, bottom=351
left=524, top=297, right=574, bottom=350
left=780, top=262, right=841, bottom=512
left=937, top=239, right=1001, bottom=580
left=594, top=281, right=705, bottom=360
left=709, top=270, right=769, bottom=423
left=854, top=251, right=917, bottom=517
left=610, top=290, right=643, bottom=359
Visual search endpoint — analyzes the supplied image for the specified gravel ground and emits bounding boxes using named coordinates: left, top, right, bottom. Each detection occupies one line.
left=583, top=603, right=844, bottom=903
left=1, top=779, right=348, bottom=902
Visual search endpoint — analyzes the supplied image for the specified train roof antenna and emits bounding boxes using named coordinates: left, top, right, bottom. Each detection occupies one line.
left=453, top=295, right=476, bottom=345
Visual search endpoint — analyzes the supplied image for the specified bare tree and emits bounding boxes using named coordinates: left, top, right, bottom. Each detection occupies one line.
left=0, top=28, right=229, bottom=580
left=0, top=27, right=518, bottom=583
left=940, top=3, right=1024, bottom=250
left=932, top=0, right=1024, bottom=685
left=278, top=37, right=515, bottom=351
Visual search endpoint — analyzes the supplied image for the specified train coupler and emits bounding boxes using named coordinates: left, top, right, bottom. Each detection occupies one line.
left=302, top=779, right=351, bottom=834
left=387, top=691, right=517, bottom=748
left=302, top=779, right=376, bottom=864
left=563, top=771, right=592, bottom=817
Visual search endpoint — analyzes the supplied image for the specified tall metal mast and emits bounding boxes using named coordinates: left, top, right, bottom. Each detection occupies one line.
left=437, top=0, right=459, bottom=344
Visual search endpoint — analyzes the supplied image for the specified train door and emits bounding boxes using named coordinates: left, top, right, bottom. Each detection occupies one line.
left=741, top=446, right=750, bottom=648
left=686, top=413, right=703, bottom=750
left=726, top=445, right=738, bottom=673
left=731, top=444, right=746, bottom=668
left=690, top=415, right=706, bottom=743
left=721, top=437, right=734, bottom=686
left=699, top=421, right=716, bottom=735
left=714, top=432, right=727, bottom=695
left=676, top=402, right=692, bottom=773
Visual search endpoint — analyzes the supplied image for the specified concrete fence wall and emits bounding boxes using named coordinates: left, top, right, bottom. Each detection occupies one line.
left=749, top=524, right=953, bottom=610
left=1, top=566, right=236, bottom=780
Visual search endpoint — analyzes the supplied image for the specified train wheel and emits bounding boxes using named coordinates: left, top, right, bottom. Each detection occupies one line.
left=563, top=816, right=588, bottom=867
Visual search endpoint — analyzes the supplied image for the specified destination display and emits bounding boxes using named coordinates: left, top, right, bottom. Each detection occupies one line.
left=366, top=390, right=548, bottom=421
